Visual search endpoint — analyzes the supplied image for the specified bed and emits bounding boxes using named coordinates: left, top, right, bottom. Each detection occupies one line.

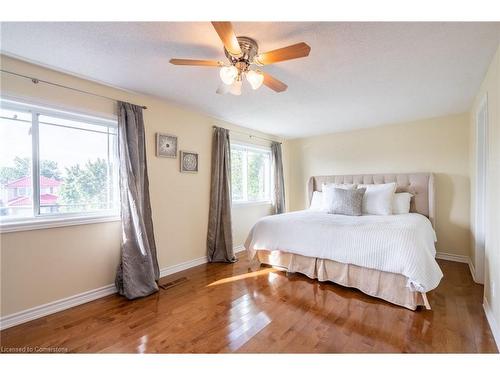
left=244, top=173, right=443, bottom=310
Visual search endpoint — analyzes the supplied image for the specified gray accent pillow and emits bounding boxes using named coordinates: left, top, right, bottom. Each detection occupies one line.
left=329, top=187, right=366, bottom=216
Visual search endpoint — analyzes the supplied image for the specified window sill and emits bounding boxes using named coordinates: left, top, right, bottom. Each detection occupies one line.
left=231, top=201, right=273, bottom=208
left=0, top=214, right=121, bottom=233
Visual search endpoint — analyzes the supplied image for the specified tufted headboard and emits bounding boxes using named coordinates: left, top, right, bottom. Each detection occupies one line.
left=307, top=173, right=435, bottom=227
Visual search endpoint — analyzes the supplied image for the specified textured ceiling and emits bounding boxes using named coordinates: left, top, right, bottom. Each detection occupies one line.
left=1, top=22, right=499, bottom=138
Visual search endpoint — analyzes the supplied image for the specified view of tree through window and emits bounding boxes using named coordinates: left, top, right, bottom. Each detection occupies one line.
left=0, top=102, right=119, bottom=220
left=230, top=144, right=271, bottom=203
left=231, top=148, right=244, bottom=201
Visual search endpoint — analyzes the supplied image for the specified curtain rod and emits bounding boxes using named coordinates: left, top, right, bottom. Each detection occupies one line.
left=0, top=69, right=147, bottom=110
left=213, top=125, right=282, bottom=145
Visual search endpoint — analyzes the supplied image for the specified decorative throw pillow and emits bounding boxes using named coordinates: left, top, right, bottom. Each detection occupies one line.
left=320, top=183, right=357, bottom=212
left=309, top=191, right=323, bottom=211
left=392, top=192, right=413, bottom=214
left=329, top=187, right=366, bottom=216
left=358, top=182, right=397, bottom=215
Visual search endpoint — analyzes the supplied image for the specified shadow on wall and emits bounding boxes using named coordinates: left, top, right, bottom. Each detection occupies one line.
left=434, top=173, right=471, bottom=256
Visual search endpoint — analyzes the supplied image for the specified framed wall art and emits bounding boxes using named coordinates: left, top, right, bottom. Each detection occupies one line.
left=156, top=133, right=177, bottom=158
left=180, top=151, right=198, bottom=173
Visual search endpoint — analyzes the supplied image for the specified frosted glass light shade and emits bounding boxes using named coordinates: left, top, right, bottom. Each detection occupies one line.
left=246, top=70, right=264, bottom=90
left=219, top=65, right=238, bottom=85
left=229, top=79, right=242, bottom=96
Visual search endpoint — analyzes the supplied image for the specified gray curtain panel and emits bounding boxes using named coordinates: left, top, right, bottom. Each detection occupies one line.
left=207, top=127, right=236, bottom=263
left=115, top=101, right=160, bottom=299
left=271, top=141, right=286, bottom=214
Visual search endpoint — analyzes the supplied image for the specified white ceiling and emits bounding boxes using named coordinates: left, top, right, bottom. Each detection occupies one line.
left=1, top=22, right=499, bottom=138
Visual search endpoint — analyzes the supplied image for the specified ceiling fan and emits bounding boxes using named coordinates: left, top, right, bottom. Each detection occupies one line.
left=169, top=22, right=311, bottom=95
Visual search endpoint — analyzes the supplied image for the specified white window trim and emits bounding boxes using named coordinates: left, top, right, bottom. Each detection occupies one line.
left=231, top=141, right=272, bottom=153
left=230, top=141, right=273, bottom=206
left=0, top=99, right=120, bottom=232
left=231, top=200, right=273, bottom=207
left=0, top=213, right=121, bottom=233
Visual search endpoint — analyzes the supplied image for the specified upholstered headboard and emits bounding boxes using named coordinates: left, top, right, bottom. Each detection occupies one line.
left=307, top=173, right=435, bottom=226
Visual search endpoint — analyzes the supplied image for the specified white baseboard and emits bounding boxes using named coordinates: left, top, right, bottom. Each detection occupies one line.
left=159, top=255, right=208, bottom=278
left=483, top=297, right=500, bottom=351
left=435, top=252, right=479, bottom=284
left=435, top=251, right=469, bottom=263
left=468, top=259, right=478, bottom=284
left=0, top=284, right=117, bottom=330
left=0, top=246, right=244, bottom=331
left=233, top=244, right=246, bottom=253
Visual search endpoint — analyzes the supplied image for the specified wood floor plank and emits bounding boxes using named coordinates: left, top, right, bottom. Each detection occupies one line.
left=0, top=255, right=497, bottom=353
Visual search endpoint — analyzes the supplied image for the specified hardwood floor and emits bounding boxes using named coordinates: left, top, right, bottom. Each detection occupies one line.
left=1, top=254, right=497, bottom=353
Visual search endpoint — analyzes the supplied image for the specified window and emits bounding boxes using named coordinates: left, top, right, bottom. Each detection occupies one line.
left=0, top=99, right=119, bottom=229
left=231, top=143, right=272, bottom=204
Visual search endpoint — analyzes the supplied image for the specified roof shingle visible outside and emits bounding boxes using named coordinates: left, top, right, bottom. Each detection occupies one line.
left=4, top=176, right=61, bottom=188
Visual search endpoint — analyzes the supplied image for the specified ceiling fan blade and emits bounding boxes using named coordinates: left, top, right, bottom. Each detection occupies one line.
left=211, top=22, right=242, bottom=57
left=169, top=59, right=223, bottom=67
left=255, top=42, right=311, bottom=65
left=263, top=72, right=288, bottom=93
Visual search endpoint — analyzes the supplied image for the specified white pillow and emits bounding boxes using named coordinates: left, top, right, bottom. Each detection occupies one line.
left=321, top=183, right=357, bottom=212
left=358, top=182, right=397, bottom=215
left=309, top=191, right=323, bottom=211
left=392, top=192, right=413, bottom=214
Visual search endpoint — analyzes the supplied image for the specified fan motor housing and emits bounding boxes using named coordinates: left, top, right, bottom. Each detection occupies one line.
left=224, top=36, right=259, bottom=70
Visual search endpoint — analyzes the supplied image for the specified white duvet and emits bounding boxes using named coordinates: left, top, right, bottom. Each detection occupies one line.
left=244, top=210, right=443, bottom=292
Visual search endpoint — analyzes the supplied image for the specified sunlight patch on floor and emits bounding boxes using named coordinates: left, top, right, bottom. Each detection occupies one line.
left=207, top=268, right=279, bottom=287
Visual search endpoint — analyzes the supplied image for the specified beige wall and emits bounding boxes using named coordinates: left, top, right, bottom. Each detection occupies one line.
left=469, top=44, right=500, bottom=331
left=232, top=204, right=272, bottom=247
left=0, top=55, right=278, bottom=317
left=285, top=113, right=471, bottom=257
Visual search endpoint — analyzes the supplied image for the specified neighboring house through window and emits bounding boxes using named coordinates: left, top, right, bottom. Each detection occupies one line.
left=0, top=99, right=119, bottom=225
left=2, top=176, right=61, bottom=215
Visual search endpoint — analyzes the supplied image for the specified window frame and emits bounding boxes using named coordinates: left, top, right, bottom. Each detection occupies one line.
left=0, top=99, right=120, bottom=233
left=230, top=141, right=273, bottom=206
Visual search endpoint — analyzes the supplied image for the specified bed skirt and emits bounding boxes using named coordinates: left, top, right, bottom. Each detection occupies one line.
left=253, top=250, right=429, bottom=311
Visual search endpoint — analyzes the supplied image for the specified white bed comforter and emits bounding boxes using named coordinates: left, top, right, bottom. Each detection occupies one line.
left=244, top=211, right=443, bottom=292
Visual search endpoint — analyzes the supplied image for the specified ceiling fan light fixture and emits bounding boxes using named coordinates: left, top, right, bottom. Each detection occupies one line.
left=219, top=65, right=238, bottom=85
left=246, top=70, right=264, bottom=90
left=229, top=79, right=242, bottom=96
left=170, top=22, right=309, bottom=94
